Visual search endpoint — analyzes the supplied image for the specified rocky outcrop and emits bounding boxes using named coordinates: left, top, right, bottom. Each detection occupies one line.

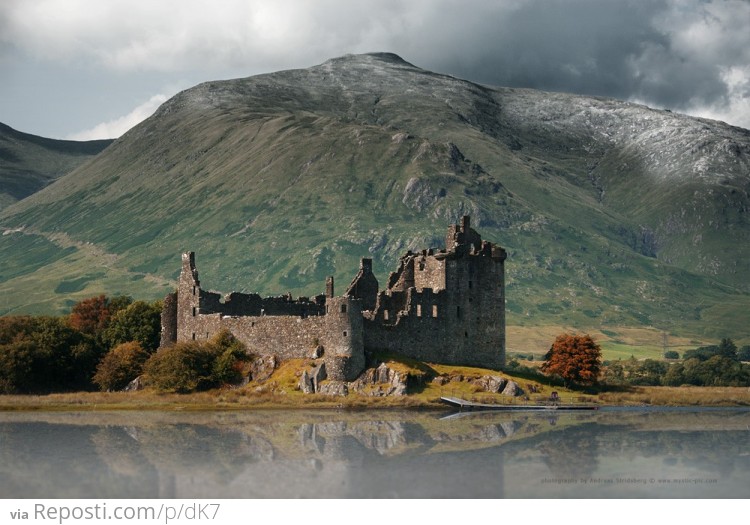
left=251, top=355, right=277, bottom=383
left=349, top=362, right=408, bottom=396
left=471, top=375, right=507, bottom=393
left=299, top=370, right=314, bottom=394
left=501, top=380, right=524, bottom=397
left=318, top=381, right=349, bottom=396
left=298, top=362, right=328, bottom=393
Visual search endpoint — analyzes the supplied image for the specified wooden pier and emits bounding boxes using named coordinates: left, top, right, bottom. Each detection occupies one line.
left=440, top=396, right=599, bottom=411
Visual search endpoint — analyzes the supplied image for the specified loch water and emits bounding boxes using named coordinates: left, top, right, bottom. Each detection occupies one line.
left=0, top=407, right=748, bottom=498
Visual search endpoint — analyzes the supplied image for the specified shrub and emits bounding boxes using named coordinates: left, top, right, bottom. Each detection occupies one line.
left=143, top=330, right=249, bottom=393
left=663, top=350, right=680, bottom=360
left=93, top=342, right=150, bottom=391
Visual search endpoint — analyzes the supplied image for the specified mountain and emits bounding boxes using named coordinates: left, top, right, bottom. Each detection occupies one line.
left=0, top=53, right=748, bottom=342
left=0, top=122, right=113, bottom=211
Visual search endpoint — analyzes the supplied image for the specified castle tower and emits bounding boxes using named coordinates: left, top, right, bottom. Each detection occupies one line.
left=323, top=296, right=365, bottom=381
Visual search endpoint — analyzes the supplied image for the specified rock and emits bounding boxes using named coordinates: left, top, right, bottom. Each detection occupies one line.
left=348, top=362, right=408, bottom=396
left=298, top=370, right=314, bottom=394
left=318, top=381, right=348, bottom=396
left=472, top=375, right=507, bottom=393
left=251, top=355, right=277, bottom=383
left=312, top=363, right=327, bottom=392
left=432, top=375, right=449, bottom=386
left=122, top=376, right=144, bottom=392
left=376, top=362, right=391, bottom=383
left=501, top=380, right=524, bottom=397
left=310, top=345, right=324, bottom=359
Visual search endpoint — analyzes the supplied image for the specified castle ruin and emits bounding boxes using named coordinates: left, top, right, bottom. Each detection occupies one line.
left=160, top=216, right=507, bottom=381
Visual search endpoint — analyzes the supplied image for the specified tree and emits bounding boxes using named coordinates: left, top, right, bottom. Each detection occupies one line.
left=541, top=333, right=602, bottom=386
left=739, top=346, right=750, bottom=362
left=102, top=300, right=162, bottom=352
left=69, top=295, right=132, bottom=337
left=663, top=350, right=680, bottom=360
left=93, top=342, right=149, bottom=391
left=717, top=338, right=738, bottom=360
left=0, top=316, right=100, bottom=393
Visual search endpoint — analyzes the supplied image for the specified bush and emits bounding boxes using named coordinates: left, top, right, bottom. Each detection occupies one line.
left=143, top=331, right=249, bottom=393
left=93, top=342, right=150, bottom=391
left=663, top=350, right=680, bottom=360
left=738, top=346, right=750, bottom=362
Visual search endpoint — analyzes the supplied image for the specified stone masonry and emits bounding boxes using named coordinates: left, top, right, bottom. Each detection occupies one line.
left=160, top=216, right=506, bottom=380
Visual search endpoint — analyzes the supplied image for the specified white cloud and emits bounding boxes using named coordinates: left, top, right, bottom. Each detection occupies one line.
left=0, top=0, right=406, bottom=72
left=1, top=0, right=749, bottom=130
left=67, top=94, right=167, bottom=140
left=686, top=66, right=750, bottom=129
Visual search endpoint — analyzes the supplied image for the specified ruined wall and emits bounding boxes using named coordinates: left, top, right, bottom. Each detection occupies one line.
left=170, top=252, right=366, bottom=381
left=345, top=258, right=379, bottom=312
left=160, top=292, right=178, bottom=348
left=365, top=216, right=506, bottom=370
left=176, top=312, right=328, bottom=360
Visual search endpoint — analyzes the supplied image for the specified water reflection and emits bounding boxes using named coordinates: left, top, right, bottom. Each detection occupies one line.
left=0, top=408, right=748, bottom=498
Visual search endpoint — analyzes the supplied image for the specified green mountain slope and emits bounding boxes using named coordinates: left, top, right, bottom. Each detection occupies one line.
left=1, top=53, right=748, bottom=341
left=0, top=122, right=113, bottom=210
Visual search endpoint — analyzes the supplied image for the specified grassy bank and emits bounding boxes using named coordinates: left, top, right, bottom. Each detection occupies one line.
left=2, top=365, right=748, bottom=411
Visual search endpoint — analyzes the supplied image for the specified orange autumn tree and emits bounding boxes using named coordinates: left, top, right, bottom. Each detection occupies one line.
left=541, top=333, right=602, bottom=387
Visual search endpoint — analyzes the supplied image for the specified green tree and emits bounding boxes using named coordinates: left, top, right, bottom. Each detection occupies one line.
left=541, top=333, right=602, bottom=387
left=663, top=350, right=680, bottom=360
left=739, top=346, right=750, bottom=362
left=717, top=338, right=738, bottom=360
left=93, top=341, right=150, bottom=391
left=103, top=300, right=162, bottom=351
left=628, top=359, right=668, bottom=386
left=0, top=316, right=99, bottom=392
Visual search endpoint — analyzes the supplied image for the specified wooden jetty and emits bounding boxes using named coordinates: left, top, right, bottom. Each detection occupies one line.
left=440, top=396, right=599, bottom=411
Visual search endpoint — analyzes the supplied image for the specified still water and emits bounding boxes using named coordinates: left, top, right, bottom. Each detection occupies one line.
left=0, top=407, right=748, bottom=498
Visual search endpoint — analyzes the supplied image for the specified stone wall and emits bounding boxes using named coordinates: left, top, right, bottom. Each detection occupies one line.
left=160, top=215, right=506, bottom=382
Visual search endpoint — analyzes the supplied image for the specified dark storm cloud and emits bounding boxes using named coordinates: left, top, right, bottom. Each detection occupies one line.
left=405, top=0, right=748, bottom=117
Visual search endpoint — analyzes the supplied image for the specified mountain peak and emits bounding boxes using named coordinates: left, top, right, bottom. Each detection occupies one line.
left=320, top=52, right=419, bottom=70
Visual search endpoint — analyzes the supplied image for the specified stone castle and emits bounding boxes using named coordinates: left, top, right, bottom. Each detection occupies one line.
left=160, top=216, right=507, bottom=381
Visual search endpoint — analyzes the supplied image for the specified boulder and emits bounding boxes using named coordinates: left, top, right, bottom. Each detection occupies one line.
left=348, top=362, right=408, bottom=396
left=471, top=375, right=507, bottom=393
left=251, top=355, right=277, bottom=383
left=311, top=363, right=327, bottom=392
left=298, top=370, right=314, bottom=394
left=122, top=376, right=144, bottom=392
left=432, top=375, right=449, bottom=386
left=501, top=380, right=524, bottom=397
left=318, top=381, right=349, bottom=396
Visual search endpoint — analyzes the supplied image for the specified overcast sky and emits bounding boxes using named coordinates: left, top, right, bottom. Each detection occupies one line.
left=1, top=0, right=748, bottom=140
